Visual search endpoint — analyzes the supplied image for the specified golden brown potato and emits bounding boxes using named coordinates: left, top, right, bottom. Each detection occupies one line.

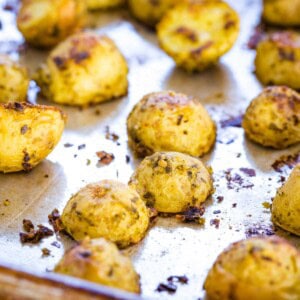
left=272, top=164, right=300, bottom=236
left=255, top=31, right=300, bottom=89
left=128, top=0, right=182, bottom=27
left=157, top=1, right=240, bottom=72
left=0, top=102, right=66, bottom=173
left=61, top=180, right=149, bottom=248
left=129, top=152, right=213, bottom=213
left=242, top=86, right=300, bottom=149
left=17, top=0, right=85, bottom=49
left=204, top=236, right=300, bottom=300
left=127, top=91, right=216, bottom=157
left=34, top=32, right=128, bottom=106
left=87, top=0, right=125, bottom=10
left=0, top=55, right=29, bottom=103
left=55, top=238, right=140, bottom=294
left=263, top=0, right=300, bottom=26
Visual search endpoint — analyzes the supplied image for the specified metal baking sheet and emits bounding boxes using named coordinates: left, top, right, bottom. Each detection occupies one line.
left=0, top=0, right=300, bottom=299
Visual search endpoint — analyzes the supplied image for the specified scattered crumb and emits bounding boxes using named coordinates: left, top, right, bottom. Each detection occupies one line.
left=262, top=202, right=271, bottom=209
left=176, top=207, right=205, bottom=224
left=48, top=209, right=64, bottom=233
left=86, top=159, right=91, bottom=166
left=42, top=248, right=51, bottom=256
left=220, top=115, right=243, bottom=128
left=78, top=144, right=86, bottom=150
left=64, top=143, right=74, bottom=148
left=210, top=218, right=220, bottom=229
left=96, top=151, right=115, bottom=165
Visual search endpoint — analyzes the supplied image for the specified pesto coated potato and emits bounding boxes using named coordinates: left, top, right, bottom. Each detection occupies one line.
left=127, top=91, right=216, bottom=157
left=242, top=86, right=300, bottom=149
left=0, top=102, right=66, bottom=173
left=129, top=152, right=213, bottom=213
left=263, top=0, right=300, bottom=26
left=0, top=55, right=29, bottom=103
left=17, top=0, right=85, bottom=49
left=62, top=180, right=149, bottom=248
left=255, top=31, right=300, bottom=89
left=204, top=237, right=300, bottom=300
left=35, top=32, right=128, bottom=106
left=128, top=0, right=182, bottom=27
left=157, top=1, right=240, bottom=72
left=55, top=238, right=140, bottom=294
left=87, top=0, right=125, bottom=10
left=272, top=164, right=300, bottom=236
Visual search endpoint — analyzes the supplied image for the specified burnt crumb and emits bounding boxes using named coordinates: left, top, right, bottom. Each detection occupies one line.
left=210, top=218, right=220, bottom=228
left=78, top=144, right=86, bottom=150
left=23, top=219, right=34, bottom=232
left=96, top=151, right=115, bottom=165
left=220, top=115, right=243, bottom=128
left=42, top=248, right=51, bottom=256
left=213, top=210, right=221, bottom=214
left=271, top=153, right=300, bottom=173
left=245, top=224, right=275, bottom=238
left=177, top=114, right=184, bottom=125
left=64, top=143, right=74, bottom=148
left=217, top=196, right=224, bottom=203
left=51, top=241, right=61, bottom=248
left=247, top=23, right=266, bottom=49
left=105, top=126, right=119, bottom=142
left=176, top=206, right=205, bottom=224
left=232, top=203, right=237, bottom=208
left=7, top=102, right=25, bottom=112
left=48, top=209, right=64, bottom=233
left=126, top=155, right=130, bottom=163
left=78, top=250, right=92, bottom=258
left=278, top=176, right=286, bottom=183
left=167, top=275, right=189, bottom=284
left=239, top=168, right=256, bottom=177
left=53, top=56, right=66, bottom=69
left=224, top=169, right=254, bottom=191
left=20, top=224, right=54, bottom=244
left=156, top=282, right=177, bottom=293
left=20, top=125, right=28, bottom=135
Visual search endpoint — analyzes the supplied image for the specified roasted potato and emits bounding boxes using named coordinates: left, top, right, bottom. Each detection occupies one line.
left=127, top=91, right=216, bottom=157
left=272, top=164, right=300, bottom=236
left=242, top=86, right=300, bottom=149
left=0, top=55, right=29, bottom=103
left=128, top=0, right=182, bottom=27
left=55, top=238, right=140, bottom=294
left=17, top=0, right=85, bottom=49
left=0, top=102, right=65, bottom=173
left=87, top=0, right=125, bottom=10
left=204, top=236, right=300, bottom=300
left=157, top=1, right=240, bottom=72
left=129, top=152, right=213, bottom=213
left=34, top=32, right=128, bottom=106
left=263, top=0, right=300, bottom=26
left=255, top=31, right=300, bottom=89
left=61, top=180, right=149, bottom=248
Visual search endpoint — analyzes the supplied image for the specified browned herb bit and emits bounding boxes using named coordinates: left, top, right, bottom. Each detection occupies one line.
left=105, top=126, right=119, bottom=142
left=20, top=224, right=54, bottom=244
left=96, top=151, right=115, bottom=165
left=23, top=219, right=34, bottom=232
left=42, top=248, right=51, bottom=256
left=48, top=209, right=65, bottom=233
left=176, top=206, right=205, bottom=224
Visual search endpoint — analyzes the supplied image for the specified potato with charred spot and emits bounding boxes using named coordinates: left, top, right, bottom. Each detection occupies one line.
left=242, top=86, right=300, bottom=149
left=17, top=0, right=85, bottom=49
left=127, top=91, right=215, bottom=157
left=61, top=180, right=149, bottom=248
left=0, top=55, right=29, bottom=103
left=204, top=236, right=300, bottom=300
left=55, top=238, right=140, bottom=294
left=263, top=0, right=300, bottom=27
left=129, top=152, right=213, bottom=213
left=157, top=1, right=240, bottom=72
left=0, top=102, right=65, bottom=173
left=128, top=0, right=182, bottom=27
left=255, top=32, right=300, bottom=89
left=87, top=0, right=125, bottom=10
left=272, top=164, right=300, bottom=236
left=34, top=32, right=128, bottom=106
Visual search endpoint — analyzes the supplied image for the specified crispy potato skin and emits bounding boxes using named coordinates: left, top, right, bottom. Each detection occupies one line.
left=128, top=0, right=182, bottom=27
left=87, top=0, right=125, bottom=10
left=0, top=102, right=65, bottom=173
left=34, top=32, right=128, bottom=106
left=204, top=237, right=300, bottom=300
left=17, top=0, right=85, bottom=49
left=55, top=238, right=140, bottom=294
left=127, top=91, right=216, bottom=157
left=272, top=164, right=300, bottom=236
left=0, top=56, right=29, bottom=103
left=263, top=0, right=300, bottom=26
left=157, top=1, right=240, bottom=72
left=255, top=32, right=300, bottom=89
left=129, top=152, right=213, bottom=213
left=62, top=180, right=149, bottom=248
left=242, top=86, right=300, bottom=149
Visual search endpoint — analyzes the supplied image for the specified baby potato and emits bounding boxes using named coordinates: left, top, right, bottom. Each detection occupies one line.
left=129, top=152, right=213, bottom=213
left=17, top=0, right=85, bottom=49
left=242, top=86, right=300, bottom=149
left=255, top=31, right=300, bottom=89
left=87, top=0, right=125, bottom=10
left=204, top=236, right=300, bottom=300
left=263, top=0, right=300, bottom=26
left=0, top=55, right=29, bottom=103
left=61, top=180, right=149, bottom=248
left=128, top=0, right=182, bottom=27
left=157, top=1, right=240, bottom=72
left=0, top=102, right=65, bottom=173
left=55, top=238, right=140, bottom=294
left=34, top=32, right=128, bottom=106
left=272, top=164, right=300, bottom=236
left=127, top=91, right=216, bottom=157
